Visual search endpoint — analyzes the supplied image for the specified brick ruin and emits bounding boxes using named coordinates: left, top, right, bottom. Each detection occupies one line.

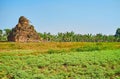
left=8, top=16, right=40, bottom=42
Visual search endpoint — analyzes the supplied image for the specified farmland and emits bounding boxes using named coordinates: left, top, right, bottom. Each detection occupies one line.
left=0, top=42, right=120, bottom=79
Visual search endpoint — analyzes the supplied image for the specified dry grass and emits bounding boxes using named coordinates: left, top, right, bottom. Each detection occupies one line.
left=0, top=42, right=120, bottom=53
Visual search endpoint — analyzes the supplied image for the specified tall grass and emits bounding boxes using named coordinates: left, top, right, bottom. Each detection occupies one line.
left=0, top=42, right=120, bottom=79
left=0, top=49, right=120, bottom=79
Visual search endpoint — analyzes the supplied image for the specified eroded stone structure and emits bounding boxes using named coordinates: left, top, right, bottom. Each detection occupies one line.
left=8, top=16, right=40, bottom=42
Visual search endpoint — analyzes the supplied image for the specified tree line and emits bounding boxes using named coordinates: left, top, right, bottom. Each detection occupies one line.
left=0, top=28, right=120, bottom=42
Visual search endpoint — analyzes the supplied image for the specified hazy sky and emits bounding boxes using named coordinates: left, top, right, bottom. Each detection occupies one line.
left=0, top=0, right=120, bottom=35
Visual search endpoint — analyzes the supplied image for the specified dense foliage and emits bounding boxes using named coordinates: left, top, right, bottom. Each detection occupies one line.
left=39, top=29, right=120, bottom=42
left=39, top=32, right=118, bottom=42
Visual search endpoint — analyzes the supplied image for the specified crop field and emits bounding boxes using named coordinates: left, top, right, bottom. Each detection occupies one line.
left=0, top=42, right=120, bottom=79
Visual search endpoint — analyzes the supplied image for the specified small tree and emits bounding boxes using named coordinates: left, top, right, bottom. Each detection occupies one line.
left=0, top=29, right=3, bottom=40
left=115, top=28, right=120, bottom=42
left=4, top=29, right=11, bottom=36
left=3, top=29, right=11, bottom=41
left=115, top=28, right=120, bottom=37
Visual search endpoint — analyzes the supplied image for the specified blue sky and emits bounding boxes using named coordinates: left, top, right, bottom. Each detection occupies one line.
left=0, top=0, right=120, bottom=35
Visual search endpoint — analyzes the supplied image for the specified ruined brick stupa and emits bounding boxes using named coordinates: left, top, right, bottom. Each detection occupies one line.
left=8, top=16, right=40, bottom=42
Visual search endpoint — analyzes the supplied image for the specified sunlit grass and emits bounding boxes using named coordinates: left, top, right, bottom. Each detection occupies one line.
left=0, top=42, right=120, bottom=52
left=0, top=42, right=120, bottom=79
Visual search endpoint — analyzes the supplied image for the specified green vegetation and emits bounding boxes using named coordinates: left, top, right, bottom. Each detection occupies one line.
left=115, top=28, right=120, bottom=37
left=38, top=28, right=120, bottom=42
left=0, top=29, right=11, bottom=41
left=0, top=42, right=120, bottom=79
left=39, top=32, right=118, bottom=42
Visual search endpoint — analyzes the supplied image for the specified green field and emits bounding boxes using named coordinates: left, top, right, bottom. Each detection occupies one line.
left=0, top=42, right=120, bottom=79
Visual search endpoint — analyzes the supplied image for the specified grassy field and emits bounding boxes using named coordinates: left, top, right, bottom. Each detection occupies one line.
left=0, top=42, right=120, bottom=79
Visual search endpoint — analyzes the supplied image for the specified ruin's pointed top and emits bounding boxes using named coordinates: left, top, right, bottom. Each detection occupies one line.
left=18, top=16, right=29, bottom=24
